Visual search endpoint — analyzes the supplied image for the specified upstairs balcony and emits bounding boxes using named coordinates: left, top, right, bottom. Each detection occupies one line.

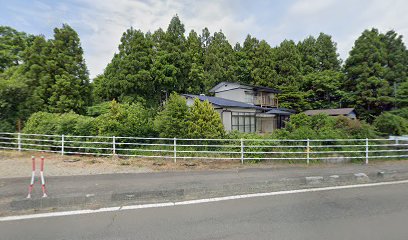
left=254, top=95, right=278, bottom=107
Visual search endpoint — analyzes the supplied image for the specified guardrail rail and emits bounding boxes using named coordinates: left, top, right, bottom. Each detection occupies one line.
left=0, top=132, right=407, bottom=164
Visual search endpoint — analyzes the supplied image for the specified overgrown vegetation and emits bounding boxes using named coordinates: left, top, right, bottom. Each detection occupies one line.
left=1, top=16, right=408, bottom=137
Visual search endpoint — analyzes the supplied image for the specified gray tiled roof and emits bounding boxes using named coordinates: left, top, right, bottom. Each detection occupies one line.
left=182, top=94, right=266, bottom=110
left=303, top=108, right=355, bottom=116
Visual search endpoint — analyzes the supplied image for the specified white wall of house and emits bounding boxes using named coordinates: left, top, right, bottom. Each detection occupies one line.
left=221, top=111, right=232, bottom=131
left=214, top=83, right=277, bottom=106
left=215, top=88, right=248, bottom=103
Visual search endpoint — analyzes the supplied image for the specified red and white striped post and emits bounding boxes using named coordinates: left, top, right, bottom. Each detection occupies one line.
left=40, top=156, right=47, bottom=197
left=27, top=156, right=36, bottom=198
left=26, top=155, right=47, bottom=198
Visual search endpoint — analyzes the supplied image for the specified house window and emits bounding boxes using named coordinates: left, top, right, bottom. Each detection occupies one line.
left=231, top=112, right=256, bottom=132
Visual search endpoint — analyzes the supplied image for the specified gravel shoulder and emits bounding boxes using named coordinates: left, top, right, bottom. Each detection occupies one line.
left=1, top=150, right=408, bottom=179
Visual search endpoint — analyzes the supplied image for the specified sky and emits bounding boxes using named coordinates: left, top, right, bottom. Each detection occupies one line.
left=1, top=0, right=408, bottom=78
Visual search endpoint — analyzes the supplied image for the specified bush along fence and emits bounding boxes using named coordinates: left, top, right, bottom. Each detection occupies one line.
left=0, top=132, right=407, bottom=164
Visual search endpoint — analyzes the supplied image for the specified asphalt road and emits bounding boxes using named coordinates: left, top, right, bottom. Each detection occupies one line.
left=1, top=182, right=408, bottom=240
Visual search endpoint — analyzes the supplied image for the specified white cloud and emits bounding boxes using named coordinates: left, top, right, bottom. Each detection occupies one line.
left=267, top=0, right=408, bottom=61
left=69, top=0, right=259, bottom=78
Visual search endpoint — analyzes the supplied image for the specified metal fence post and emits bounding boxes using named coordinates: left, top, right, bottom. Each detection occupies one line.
left=17, top=132, right=21, bottom=152
left=365, top=138, right=369, bottom=164
left=241, top=138, right=244, bottom=164
left=173, top=137, right=177, bottom=163
left=61, top=134, right=64, bottom=155
left=112, top=136, right=116, bottom=155
left=396, top=138, right=399, bottom=145
left=306, top=139, right=310, bottom=165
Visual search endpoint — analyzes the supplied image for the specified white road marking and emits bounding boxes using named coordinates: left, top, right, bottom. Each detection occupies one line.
left=2, top=179, right=408, bottom=222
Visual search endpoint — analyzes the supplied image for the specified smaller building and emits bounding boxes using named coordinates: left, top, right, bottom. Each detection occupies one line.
left=303, top=108, right=356, bottom=119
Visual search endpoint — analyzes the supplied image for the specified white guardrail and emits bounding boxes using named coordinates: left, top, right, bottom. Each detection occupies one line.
left=0, top=132, right=407, bottom=164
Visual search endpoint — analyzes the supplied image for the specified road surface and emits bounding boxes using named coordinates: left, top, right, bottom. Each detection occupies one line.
left=1, top=182, right=408, bottom=240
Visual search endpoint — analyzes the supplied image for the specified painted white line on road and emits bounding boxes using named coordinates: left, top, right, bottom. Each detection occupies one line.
left=2, top=179, right=408, bottom=222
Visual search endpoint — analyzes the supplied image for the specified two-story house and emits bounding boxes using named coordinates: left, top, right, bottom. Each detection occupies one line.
left=183, top=82, right=294, bottom=133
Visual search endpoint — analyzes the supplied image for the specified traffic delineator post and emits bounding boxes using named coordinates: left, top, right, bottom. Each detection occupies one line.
left=26, top=155, right=47, bottom=198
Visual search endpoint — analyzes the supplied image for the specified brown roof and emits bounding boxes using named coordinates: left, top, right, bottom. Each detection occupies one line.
left=303, top=108, right=355, bottom=116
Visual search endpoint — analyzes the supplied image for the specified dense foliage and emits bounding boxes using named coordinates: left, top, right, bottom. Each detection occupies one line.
left=0, top=24, right=91, bottom=131
left=153, top=93, right=189, bottom=138
left=2, top=15, right=408, bottom=137
left=272, top=114, right=377, bottom=139
left=373, top=112, right=408, bottom=136
left=185, top=98, right=225, bottom=139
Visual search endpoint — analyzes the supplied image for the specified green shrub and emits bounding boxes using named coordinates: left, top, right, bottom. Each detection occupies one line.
left=94, top=100, right=155, bottom=137
left=373, top=112, right=408, bottom=136
left=23, top=111, right=95, bottom=136
left=23, top=112, right=60, bottom=134
left=185, top=99, right=224, bottom=139
left=335, top=116, right=377, bottom=138
left=154, top=93, right=188, bottom=138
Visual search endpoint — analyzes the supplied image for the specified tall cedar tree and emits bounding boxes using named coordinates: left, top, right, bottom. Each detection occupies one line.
left=151, top=15, right=190, bottom=101
left=273, top=40, right=309, bottom=111
left=203, top=31, right=236, bottom=91
left=234, top=35, right=259, bottom=84
left=46, top=24, right=91, bottom=114
left=382, top=30, right=408, bottom=109
left=186, top=30, right=205, bottom=93
left=94, top=28, right=154, bottom=104
left=298, top=33, right=344, bottom=109
left=344, top=29, right=393, bottom=121
left=251, top=40, right=277, bottom=88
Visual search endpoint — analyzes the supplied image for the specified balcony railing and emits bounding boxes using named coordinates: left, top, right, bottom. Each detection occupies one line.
left=254, top=96, right=278, bottom=107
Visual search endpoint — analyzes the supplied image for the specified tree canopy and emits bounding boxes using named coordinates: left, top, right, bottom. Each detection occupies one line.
left=1, top=16, right=408, bottom=134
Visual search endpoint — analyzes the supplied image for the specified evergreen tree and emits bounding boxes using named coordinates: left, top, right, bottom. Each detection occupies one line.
left=150, top=15, right=191, bottom=101
left=203, top=31, right=236, bottom=91
left=315, top=33, right=341, bottom=71
left=186, top=98, right=224, bottom=138
left=0, top=67, right=29, bottom=131
left=381, top=30, right=408, bottom=108
left=396, top=81, right=408, bottom=108
left=303, top=70, right=345, bottom=109
left=200, top=27, right=212, bottom=51
left=298, top=33, right=341, bottom=74
left=94, top=28, right=154, bottom=104
left=250, top=40, right=277, bottom=88
left=186, top=30, right=205, bottom=93
left=154, top=93, right=189, bottom=137
left=0, top=26, right=32, bottom=72
left=273, top=40, right=308, bottom=111
left=344, top=29, right=393, bottom=121
left=297, top=36, right=318, bottom=74
left=234, top=35, right=259, bottom=84
left=46, top=24, right=91, bottom=114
